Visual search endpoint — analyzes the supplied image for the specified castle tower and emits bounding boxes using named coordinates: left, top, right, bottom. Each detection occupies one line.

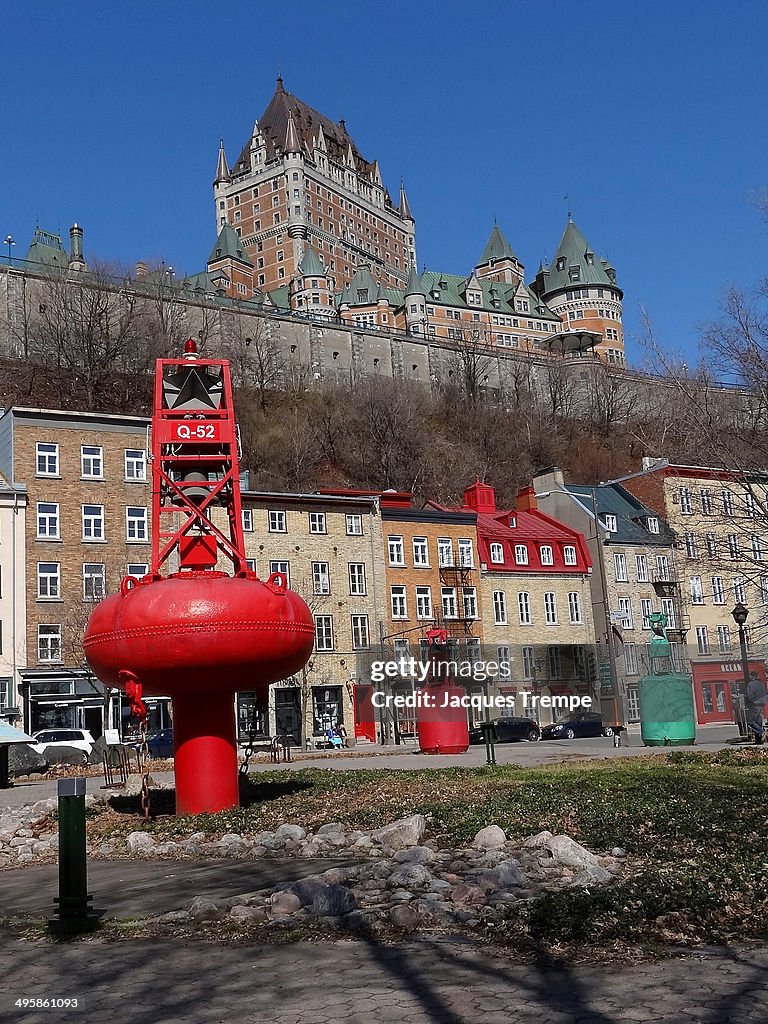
left=531, top=217, right=625, bottom=365
left=211, top=78, right=416, bottom=297
left=474, top=224, right=524, bottom=285
left=289, top=245, right=334, bottom=318
left=403, top=265, right=427, bottom=336
left=207, top=222, right=255, bottom=300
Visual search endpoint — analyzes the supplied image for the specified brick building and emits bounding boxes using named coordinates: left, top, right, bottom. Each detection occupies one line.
left=430, top=482, right=595, bottom=725
left=0, top=408, right=153, bottom=735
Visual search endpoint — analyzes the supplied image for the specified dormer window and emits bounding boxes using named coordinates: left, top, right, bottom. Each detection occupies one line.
left=585, top=252, right=594, bottom=265
left=556, top=257, right=566, bottom=272
left=508, top=515, right=516, bottom=528
left=357, top=288, right=369, bottom=302
left=647, top=516, right=659, bottom=534
left=603, top=514, right=618, bottom=533
left=489, top=542, right=504, bottom=564
left=568, top=266, right=581, bottom=282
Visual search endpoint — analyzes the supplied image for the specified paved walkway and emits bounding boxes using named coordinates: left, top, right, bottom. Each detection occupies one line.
left=1, top=935, right=766, bottom=1023
left=0, top=726, right=743, bottom=812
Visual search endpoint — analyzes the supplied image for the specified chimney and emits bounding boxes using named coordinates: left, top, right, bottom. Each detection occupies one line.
left=515, top=486, right=538, bottom=513
left=463, top=480, right=496, bottom=513
left=135, top=260, right=148, bottom=280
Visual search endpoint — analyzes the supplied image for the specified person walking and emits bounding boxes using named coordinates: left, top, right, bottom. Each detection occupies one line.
left=745, top=672, right=768, bottom=745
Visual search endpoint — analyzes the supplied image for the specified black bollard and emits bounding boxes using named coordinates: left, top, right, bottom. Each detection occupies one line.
left=49, top=778, right=100, bottom=935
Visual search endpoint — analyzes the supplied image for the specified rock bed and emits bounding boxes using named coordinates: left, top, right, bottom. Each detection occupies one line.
left=0, top=801, right=626, bottom=934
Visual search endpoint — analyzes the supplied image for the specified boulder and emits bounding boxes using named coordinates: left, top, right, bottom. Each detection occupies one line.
left=274, top=824, right=307, bottom=843
left=43, top=745, right=88, bottom=767
left=270, top=891, right=301, bottom=916
left=490, top=858, right=527, bottom=888
left=126, top=830, right=156, bottom=854
left=8, top=744, right=47, bottom=778
left=230, top=905, right=269, bottom=923
left=543, top=834, right=600, bottom=870
left=310, top=884, right=357, bottom=917
left=188, top=897, right=224, bottom=922
left=370, top=814, right=427, bottom=851
left=571, top=864, right=612, bottom=885
left=523, top=830, right=554, bottom=848
left=472, top=825, right=506, bottom=849
left=388, top=864, right=433, bottom=889
left=389, top=904, right=421, bottom=931
left=289, top=876, right=330, bottom=907
left=393, top=846, right=435, bottom=865
left=316, top=822, right=345, bottom=836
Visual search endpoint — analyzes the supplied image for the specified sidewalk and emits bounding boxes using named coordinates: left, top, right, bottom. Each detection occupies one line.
left=1, top=934, right=766, bottom=1023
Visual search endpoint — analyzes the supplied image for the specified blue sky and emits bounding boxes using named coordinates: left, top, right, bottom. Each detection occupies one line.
left=2, top=1, right=767, bottom=368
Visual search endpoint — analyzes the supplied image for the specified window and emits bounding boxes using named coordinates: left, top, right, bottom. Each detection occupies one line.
left=624, top=642, right=640, bottom=676
left=127, top=562, right=148, bottom=577
left=391, top=585, right=408, bottom=619
left=655, top=555, right=670, bottom=581
left=752, top=535, right=763, bottom=561
left=314, top=615, right=334, bottom=651
left=489, top=542, right=504, bottom=564
left=437, top=538, right=454, bottom=567
left=36, top=442, right=59, bottom=476
left=346, top=514, right=363, bottom=536
left=717, top=625, right=731, bottom=653
left=412, top=537, right=429, bottom=567
left=548, top=646, right=562, bottom=678
left=309, top=561, right=332, bottom=599
left=493, top=590, right=507, bottom=624
left=685, top=532, right=697, bottom=558
left=603, top=514, right=618, bottom=533
left=522, top=646, right=535, bottom=679
left=563, top=545, right=577, bottom=566
left=83, top=563, right=106, bottom=601
left=636, top=554, right=649, bottom=582
left=745, top=491, right=757, bottom=517
left=514, top=544, right=528, bottom=566
left=270, top=560, right=290, bottom=587
left=82, top=504, right=105, bottom=541
left=416, top=586, right=432, bottom=619
left=441, top=587, right=457, bottom=619
left=690, top=576, right=704, bottom=604
left=568, top=592, right=582, bottom=624
left=467, top=638, right=481, bottom=664
left=126, top=507, right=147, bottom=542
left=37, top=562, right=60, bottom=600
left=458, top=539, right=474, bottom=568
left=539, top=545, right=554, bottom=566
left=647, top=516, right=659, bottom=534
left=679, top=488, right=692, bottom=514
left=544, top=592, right=558, bottom=624
left=462, top=587, right=478, bottom=619
left=241, top=509, right=254, bottom=532
left=38, top=624, right=62, bottom=663
left=706, top=533, right=717, bottom=558
left=268, top=511, right=287, bottom=532
left=37, top=502, right=60, bottom=540
left=351, top=615, right=369, bottom=650
left=696, top=626, right=710, bottom=655
left=81, top=445, right=103, bottom=478
left=348, top=563, right=366, bottom=596
left=760, top=575, right=768, bottom=605
left=728, top=534, right=740, bottom=559
left=518, top=592, right=531, bottom=625
left=388, top=536, right=405, bottom=566
left=711, top=576, right=725, bottom=605
left=618, top=597, right=633, bottom=629
left=614, top=553, right=628, bottom=582
left=660, top=598, right=676, bottom=629
left=640, top=598, right=653, bottom=629
left=722, top=490, right=734, bottom=516
left=734, top=577, right=746, bottom=605
left=309, top=512, right=326, bottom=534
left=701, top=490, right=712, bottom=515
left=498, top=647, right=511, bottom=680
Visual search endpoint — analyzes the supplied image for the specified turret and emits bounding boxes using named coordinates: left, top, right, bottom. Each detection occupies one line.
left=68, top=223, right=86, bottom=272
left=399, top=180, right=416, bottom=270
left=403, top=265, right=427, bottom=336
left=289, top=245, right=334, bottom=318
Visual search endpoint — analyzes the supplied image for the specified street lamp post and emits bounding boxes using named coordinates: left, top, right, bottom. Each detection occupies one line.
left=4, top=235, right=15, bottom=266
left=731, top=602, right=750, bottom=738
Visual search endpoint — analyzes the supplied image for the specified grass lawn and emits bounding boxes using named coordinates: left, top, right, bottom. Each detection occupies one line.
left=88, top=748, right=768, bottom=954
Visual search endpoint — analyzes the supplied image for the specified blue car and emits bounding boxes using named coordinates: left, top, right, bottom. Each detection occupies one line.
left=141, top=729, right=174, bottom=758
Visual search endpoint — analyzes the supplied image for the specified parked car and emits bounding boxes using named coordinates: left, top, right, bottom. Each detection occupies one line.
left=469, top=717, right=541, bottom=744
left=135, top=728, right=174, bottom=758
left=541, top=712, right=613, bottom=740
left=31, top=728, right=95, bottom=759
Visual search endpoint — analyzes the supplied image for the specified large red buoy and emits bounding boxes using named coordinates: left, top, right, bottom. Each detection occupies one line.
left=83, top=341, right=314, bottom=814
left=414, top=628, right=469, bottom=754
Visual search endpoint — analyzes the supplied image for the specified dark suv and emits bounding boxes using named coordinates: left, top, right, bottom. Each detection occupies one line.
left=469, top=717, right=540, bottom=744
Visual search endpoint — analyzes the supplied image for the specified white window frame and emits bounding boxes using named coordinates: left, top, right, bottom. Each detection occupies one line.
left=415, top=586, right=433, bottom=620
left=390, top=585, right=408, bottom=619
left=127, top=562, right=148, bottom=578
left=312, top=561, right=330, bottom=595
left=126, top=506, right=148, bottom=543
left=684, top=532, right=697, bottom=559
left=603, top=514, right=618, bottom=533
left=346, top=514, right=363, bottom=536
left=539, top=545, right=554, bottom=566
left=689, top=576, right=704, bottom=605
left=647, top=516, right=659, bottom=534
left=388, top=535, right=405, bottom=567
left=268, top=510, right=287, bottom=533
left=348, top=562, right=366, bottom=596
left=38, top=624, right=62, bottom=663
left=269, top=560, right=290, bottom=587
left=458, top=538, right=474, bottom=568
left=618, top=597, right=633, bottom=629
left=711, top=576, right=725, bottom=605
left=563, top=545, right=577, bottom=566
left=462, top=587, right=478, bottom=620
left=37, top=561, right=60, bottom=600
left=314, top=615, right=334, bottom=652
left=636, top=554, right=649, bottom=583
left=696, top=625, right=710, bottom=655
left=660, top=597, right=676, bottom=629
left=489, top=542, right=504, bottom=564
left=351, top=614, right=369, bottom=650
left=309, top=511, right=327, bottom=534
left=544, top=592, right=558, bottom=625
left=80, top=445, right=104, bottom=479
left=83, top=562, right=106, bottom=602
left=37, top=502, right=60, bottom=540
left=640, top=598, right=653, bottom=629
left=437, top=538, right=454, bottom=567
left=568, top=591, right=582, bottom=624
left=124, top=448, right=147, bottom=481
left=241, top=508, right=254, bottom=532
left=514, top=544, right=528, bottom=566
left=518, top=591, right=531, bottom=625
left=493, top=590, right=507, bottom=625
left=412, top=537, right=429, bottom=567
left=734, top=577, right=746, bottom=605
left=441, top=587, right=457, bottom=619
left=36, top=442, right=59, bottom=477
left=522, top=646, right=535, bottom=679
left=82, top=504, right=105, bottom=541
left=614, top=552, right=628, bottom=582
left=679, top=488, right=692, bottom=514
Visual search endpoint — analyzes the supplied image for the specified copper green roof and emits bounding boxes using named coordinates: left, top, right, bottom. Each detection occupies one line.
left=478, top=224, right=517, bottom=265
left=208, top=223, right=252, bottom=266
left=25, top=228, right=68, bottom=268
left=417, top=270, right=559, bottom=322
left=538, top=218, right=621, bottom=297
left=297, top=245, right=326, bottom=276
left=339, top=264, right=378, bottom=305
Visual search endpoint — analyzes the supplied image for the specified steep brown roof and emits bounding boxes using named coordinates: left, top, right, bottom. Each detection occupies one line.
left=233, top=77, right=376, bottom=179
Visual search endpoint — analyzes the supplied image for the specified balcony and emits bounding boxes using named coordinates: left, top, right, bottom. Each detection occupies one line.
left=652, top=568, right=678, bottom=585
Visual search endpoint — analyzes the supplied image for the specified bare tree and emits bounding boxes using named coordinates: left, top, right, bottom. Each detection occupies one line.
left=224, top=310, right=285, bottom=410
